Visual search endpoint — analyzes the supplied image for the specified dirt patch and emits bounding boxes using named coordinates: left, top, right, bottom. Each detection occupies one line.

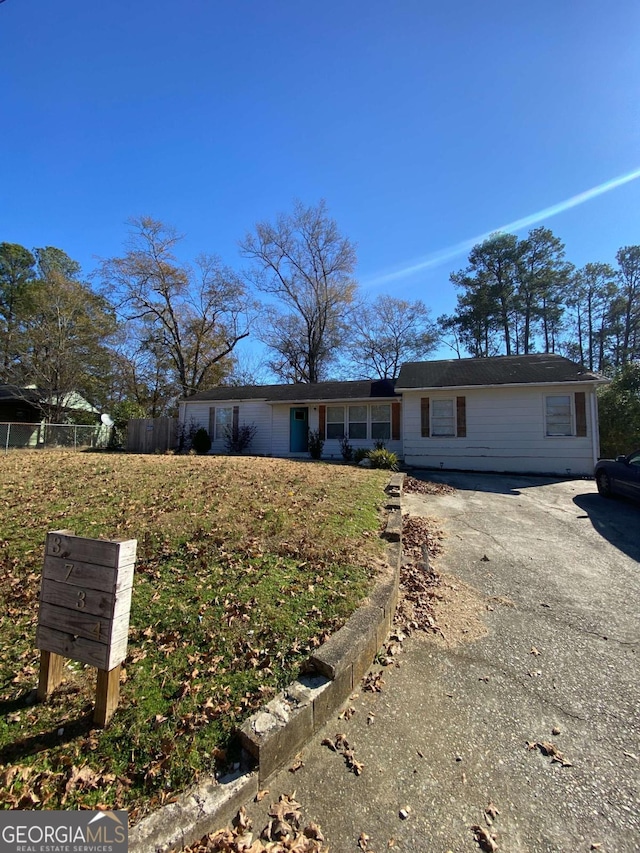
left=425, top=572, right=488, bottom=647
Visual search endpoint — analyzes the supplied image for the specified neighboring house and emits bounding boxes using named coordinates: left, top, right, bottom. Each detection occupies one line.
left=0, top=385, right=102, bottom=423
left=0, top=385, right=43, bottom=423
left=179, top=354, right=607, bottom=476
left=0, top=385, right=110, bottom=448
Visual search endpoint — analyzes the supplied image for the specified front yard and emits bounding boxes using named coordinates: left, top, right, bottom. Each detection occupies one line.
left=0, top=452, right=388, bottom=819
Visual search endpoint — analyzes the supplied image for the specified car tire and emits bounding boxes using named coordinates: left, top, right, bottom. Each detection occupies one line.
left=596, top=470, right=612, bottom=497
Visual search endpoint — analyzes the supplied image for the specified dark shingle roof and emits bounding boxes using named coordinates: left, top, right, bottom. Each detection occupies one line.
left=396, top=354, right=604, bottom=389
left=183, top=378, right=398, bottom=404
left=0, top=385, right=41, bottom=403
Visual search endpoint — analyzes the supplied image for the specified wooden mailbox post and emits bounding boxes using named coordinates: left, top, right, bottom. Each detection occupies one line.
left=36, top=529, right=137, bottom=726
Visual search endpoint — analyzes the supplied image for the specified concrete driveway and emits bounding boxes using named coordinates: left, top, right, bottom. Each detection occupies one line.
left=245, top=473, right=640, bottom=852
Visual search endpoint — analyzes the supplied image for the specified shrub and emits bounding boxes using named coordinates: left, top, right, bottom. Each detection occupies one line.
left=598, top=363, right=640, bottom=457
left=367, top=448, right=399, bottom=471
left=373, top=438, right=387, bottom=451
left=192, top=427, right=212, bottom=455
left=353, top=447, right=369, bottom=464
left=177, top=418, right=199, bottom=454
left=308, top=429, right=324, bottom=460
left=224, top=422, right=257, bottom=454
left=339, top=436, right=354, bottom=462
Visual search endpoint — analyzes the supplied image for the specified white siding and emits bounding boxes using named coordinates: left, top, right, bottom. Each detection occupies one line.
left=180, top=400, right=273, bottom=455
left=402, top=385, right=598, bottom=476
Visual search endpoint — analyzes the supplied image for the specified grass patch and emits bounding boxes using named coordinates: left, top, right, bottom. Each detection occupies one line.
left=0, top=452, right=388, bottom=818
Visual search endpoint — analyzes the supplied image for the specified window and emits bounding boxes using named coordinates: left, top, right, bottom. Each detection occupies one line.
left=326, top=406, right=345, bottom=439
left=545, top=395, right=572, bottom=436
left=215, top=407, right=233, bottom=439
left=431, top=399, right=455, bottom=436
left=371, top=404, right=391, bottom=440
left=349, top=405, right=367, bottom=440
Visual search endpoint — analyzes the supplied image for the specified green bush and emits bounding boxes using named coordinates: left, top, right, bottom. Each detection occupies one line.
left=192, top=427, right=212, bottom=455
left=353, top=447, right=369, bottom=464
left=598, top=363, right=640, bottom=458
left=308, top=429, right=324, bottom=460
left=367, top=448, right=399, bottom=471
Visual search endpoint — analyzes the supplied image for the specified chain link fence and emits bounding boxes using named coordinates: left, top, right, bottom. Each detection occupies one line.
left=0, top=422, right=111, bottom=453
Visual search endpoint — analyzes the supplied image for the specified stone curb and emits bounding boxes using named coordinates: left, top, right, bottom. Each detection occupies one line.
left=129, top=771, right=258, bottom=853
left=238, top=473, right=404, bottom=784
left=129, top=473, right=405, bottom=851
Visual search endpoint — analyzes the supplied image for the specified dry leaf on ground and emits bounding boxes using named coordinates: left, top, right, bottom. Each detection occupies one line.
left=471, top=824, right=498, bottom=852
left=526, top=740, right=573, bottom=767
left=362, top=671, right=385, bottom=692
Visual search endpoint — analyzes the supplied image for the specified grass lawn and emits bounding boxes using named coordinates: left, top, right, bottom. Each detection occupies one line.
left=0, top=451, right=388, bottom=819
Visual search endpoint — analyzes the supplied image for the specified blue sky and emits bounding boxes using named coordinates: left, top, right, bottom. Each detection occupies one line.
left=2, top=0, right=639, bottom=362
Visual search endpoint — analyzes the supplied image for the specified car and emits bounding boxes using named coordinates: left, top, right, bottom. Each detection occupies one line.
left=595, top=450, right=640, bottom=500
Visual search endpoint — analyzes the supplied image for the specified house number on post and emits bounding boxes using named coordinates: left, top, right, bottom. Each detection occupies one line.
left=36, top=529, right=136, bottom=726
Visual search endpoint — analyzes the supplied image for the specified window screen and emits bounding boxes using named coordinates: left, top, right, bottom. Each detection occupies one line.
left=371, top=404, right=391, bottom=440
left=215, top=407, right=233, bottom=439
left=431, top=399, right=455, bottom=436
left=545, top=395, right=572, bottom=436
left=326, top=406, right=345, bottom=439
left=349, top=405, right=367, bottom=440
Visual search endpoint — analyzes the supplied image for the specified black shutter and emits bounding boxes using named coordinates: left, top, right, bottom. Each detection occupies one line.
left=456, top=396, right=466, bottom=438
left=421, top=398, right=430, bottom=438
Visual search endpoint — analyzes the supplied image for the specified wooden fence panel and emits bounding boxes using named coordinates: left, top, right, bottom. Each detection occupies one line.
left=126, top=418, right=178, bottom=453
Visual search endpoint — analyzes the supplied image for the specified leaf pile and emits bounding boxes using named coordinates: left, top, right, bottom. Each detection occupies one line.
left=404, top=476, right=456, bottom=496
left=401, top=515, right=445, bottom=563
left=179, top=798, right=328, bottom=852
left=396, top=516, right=444, bottom=634
left=0, top=451, right=387, bottom=815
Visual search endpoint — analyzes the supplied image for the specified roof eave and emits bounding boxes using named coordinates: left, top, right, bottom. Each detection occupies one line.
left=265, top=395, right=399, bottom=405
left=395, top=378, right=609, bottom=392
left=182, top=394, right=399, bottom=405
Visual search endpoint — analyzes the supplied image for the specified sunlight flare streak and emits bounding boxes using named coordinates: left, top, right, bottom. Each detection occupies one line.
left=365, top=167, right=640, bottom=286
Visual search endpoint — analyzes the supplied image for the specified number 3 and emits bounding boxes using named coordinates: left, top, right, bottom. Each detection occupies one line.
left=76, top=591, right=86, bottom=609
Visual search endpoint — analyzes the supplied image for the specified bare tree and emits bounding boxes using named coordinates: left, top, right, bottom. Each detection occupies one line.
left=240, top=200, right=357, bottom=383
left=98, top=217, right=252, bottom=400
left=350, top=295, right=437, bottom=379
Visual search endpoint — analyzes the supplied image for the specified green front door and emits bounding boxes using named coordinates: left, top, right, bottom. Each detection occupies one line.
left=289, top=407, right=309, bottom=453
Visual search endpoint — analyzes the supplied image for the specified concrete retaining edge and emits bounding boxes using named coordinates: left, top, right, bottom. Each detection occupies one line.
left=129, top=472, right=405, bottom=852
